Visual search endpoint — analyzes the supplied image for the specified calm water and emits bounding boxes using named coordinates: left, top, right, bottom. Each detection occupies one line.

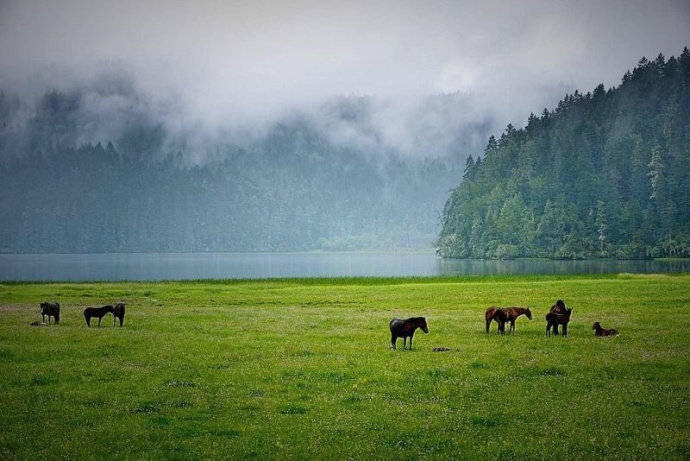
left=0, top=252, right=688, bottom=281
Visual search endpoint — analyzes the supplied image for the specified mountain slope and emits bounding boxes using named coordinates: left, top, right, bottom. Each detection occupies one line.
left=0, top=91, right=474, bottom=253
left=438, top=48, right=690, bottom=259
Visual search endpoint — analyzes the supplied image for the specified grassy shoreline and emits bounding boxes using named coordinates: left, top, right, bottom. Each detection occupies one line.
left=1, top=274, right=689, bottom=458
left=2, top=270, right=688, bottom=286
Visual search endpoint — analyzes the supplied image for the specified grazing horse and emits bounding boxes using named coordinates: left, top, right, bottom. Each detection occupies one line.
left=485, top=307, right=508, bottom=334
left=113, top=303, right=126, bottom=326
left=546, top=300, right=573, bottom=336
left=592, top=322, right=618, bottom=336
left=389, top=317, right=429, bottom=350
left=84, top=305, right=113, bottom=327
left=485, top=306, right=532, bottom=333
left=40, top=302, right=60, bottom=324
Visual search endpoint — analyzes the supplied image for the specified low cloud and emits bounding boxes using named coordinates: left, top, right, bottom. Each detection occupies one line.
left=0, top=0, right=688, bottom=160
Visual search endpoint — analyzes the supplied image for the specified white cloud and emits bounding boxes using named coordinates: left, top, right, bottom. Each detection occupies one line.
left=0, top=0, right=688, bottom=153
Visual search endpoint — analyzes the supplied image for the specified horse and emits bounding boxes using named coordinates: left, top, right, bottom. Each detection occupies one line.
left=112, top=303, right=126, bottom=326
left=592, top=322, right=618, bottom=336
left=389, top=317, right=428, bottom=350
left=485, top=306, right=532, bottom=333
left=40, top=302, right=60, bottom=324
left=546, top=299, right=573, bottom=336
left=486, top=307, right=508, bottom=334
left=84, top=305, right=113, bottom=327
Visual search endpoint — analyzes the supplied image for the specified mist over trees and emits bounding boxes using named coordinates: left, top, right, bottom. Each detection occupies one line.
left=0, top=84, right=495, bottom=253
left=439, top=49, right=690, bottom=259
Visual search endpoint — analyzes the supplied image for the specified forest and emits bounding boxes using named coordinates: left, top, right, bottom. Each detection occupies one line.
left=438, top=49, right=690, bottom=259
left=0, top=91, right=478, bottom=253
left=2, top=50, right=689, bottom=258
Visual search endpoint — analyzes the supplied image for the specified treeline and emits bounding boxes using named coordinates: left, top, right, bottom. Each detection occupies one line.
left=438, top=48, right=690, bottom=259
left=0, top=91, right=464, bottom=253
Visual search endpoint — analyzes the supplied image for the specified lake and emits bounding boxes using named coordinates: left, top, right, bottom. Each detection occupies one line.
left=0, top=252, right=688, bottom=281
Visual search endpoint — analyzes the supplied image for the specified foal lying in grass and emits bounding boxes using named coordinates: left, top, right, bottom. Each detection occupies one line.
left=592, top=322, right=618, bottom=336
left=389, top=317, right=428, bottom=350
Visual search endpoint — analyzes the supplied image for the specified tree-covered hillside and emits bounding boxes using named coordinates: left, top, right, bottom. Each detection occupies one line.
left=0, top=90, right=473, bottom=253
left=438, top=49, right=690, bottom=259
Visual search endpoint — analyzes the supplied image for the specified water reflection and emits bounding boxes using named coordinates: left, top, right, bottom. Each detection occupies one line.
left=0, top=252, right=688, bottom=281
left=437, top=257, right=690, bottom=275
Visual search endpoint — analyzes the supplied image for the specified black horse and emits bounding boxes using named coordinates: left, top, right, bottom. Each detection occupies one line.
left=84, top=305, right=113, bottom=327
left=546, top=300, right=573, bottom=336
left=112, top=303, right=126, bottom=326
left=389, top=317, right=429, bottom=350
left=40, top=302, right=60, bottom=324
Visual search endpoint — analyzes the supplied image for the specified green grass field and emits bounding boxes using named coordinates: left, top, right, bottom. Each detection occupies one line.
left=1, top=274, right=689, bottom=459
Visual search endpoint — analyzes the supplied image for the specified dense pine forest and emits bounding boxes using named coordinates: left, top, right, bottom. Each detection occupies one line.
left=438, top=49, right=690, bottom=259
left=0, top=91, right=478, bottom=253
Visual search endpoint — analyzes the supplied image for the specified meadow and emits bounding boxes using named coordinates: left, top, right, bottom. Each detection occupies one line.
left=0, top=274, right=689, bottom=459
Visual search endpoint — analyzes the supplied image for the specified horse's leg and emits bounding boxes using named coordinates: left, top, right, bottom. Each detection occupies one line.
left=486, top=317, right=491, bottom=333
left=562, top=323, right=568, bottom=337
left=409, top=334, right=413, bottom=350
left=510, top=320, right=515, bottom=332
left=403, top=337, right=407, bottom=350
left=391, top=334, right=397, bottom=349
left=98, top=316, right=102, bottom=327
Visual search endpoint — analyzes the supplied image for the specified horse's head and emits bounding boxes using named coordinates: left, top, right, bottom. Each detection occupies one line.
left=525, top=308, right=532, bottom=320
left=592, top=322, right=601, bottom=330
left=40, top=302, right=50, bottom=314
left=556, top=299, right=566, bottom=310
left=416, top=317, right=429, bottom=334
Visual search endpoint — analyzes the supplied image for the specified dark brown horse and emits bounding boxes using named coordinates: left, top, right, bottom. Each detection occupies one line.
left=84, top=305, right=113, bottom=327
left=592, top=322, right=618, bottom=336
left=112, top=303, right=126, bottom=326
left=389, top=317, right=428, bottom=350
left=546, top=300, right=573, bottom=336
left=485, top=306, right=532, bottom=333
left=40, top=302, right=60, bottom=324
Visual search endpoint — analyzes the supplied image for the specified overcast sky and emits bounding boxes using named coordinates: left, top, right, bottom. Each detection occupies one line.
left=1, top=0, right=689, bottom=133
